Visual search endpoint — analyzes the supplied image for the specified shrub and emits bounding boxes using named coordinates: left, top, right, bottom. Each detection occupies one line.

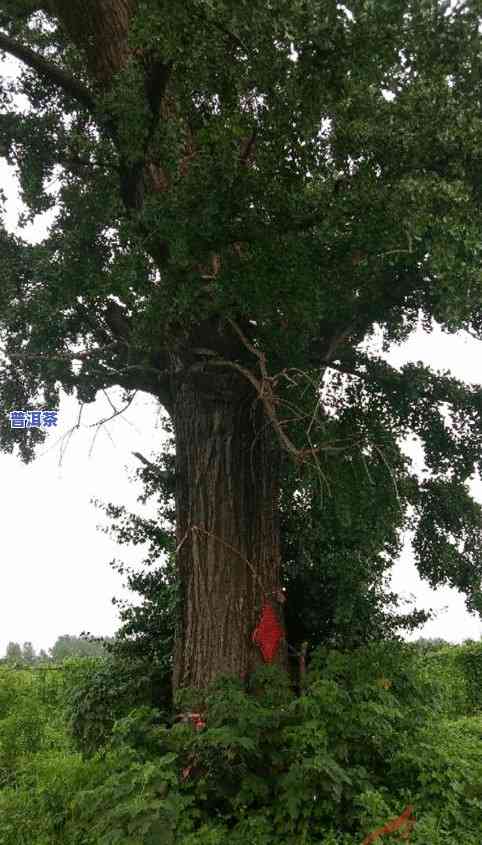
left=0, top=642, right=481, bottom=844
left=418, top=641, right=482, bottom=718
left=61, top=655, right=171, bottom=755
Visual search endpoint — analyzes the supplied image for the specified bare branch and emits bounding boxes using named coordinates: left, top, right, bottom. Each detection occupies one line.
left=86, top=391, right=136, bottom=428
left=192, top=327, right=351, bottom=468
left=88, top=418, right=103, bottom=458
left=102, top=388, right=119, bottom=415
left=54, top=400, right=85, bottom=469
left=86, top=392, right=137, bottom=458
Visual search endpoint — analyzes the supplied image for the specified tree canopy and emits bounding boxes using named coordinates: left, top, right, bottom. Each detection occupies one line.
left=0, top=1, right=481, bottom=687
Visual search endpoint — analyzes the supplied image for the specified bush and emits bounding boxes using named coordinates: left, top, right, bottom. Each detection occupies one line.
left=0, top=642, right=481, bottom=844
left=69, top=644, right=482, bottom=844
left=61, top=655, right=171, bottom=755
left=418, top=641, right=482, bottom=718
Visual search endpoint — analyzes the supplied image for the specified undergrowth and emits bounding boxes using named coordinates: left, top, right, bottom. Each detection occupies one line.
left=0, top=641, right=481, bottom=844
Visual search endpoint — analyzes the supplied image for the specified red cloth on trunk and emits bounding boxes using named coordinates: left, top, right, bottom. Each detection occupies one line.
left=252, top=602, right=284, bottom=662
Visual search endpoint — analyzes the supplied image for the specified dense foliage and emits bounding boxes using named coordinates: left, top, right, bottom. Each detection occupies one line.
left=0, top=0, right=481, bottom=646
left=1, top=641, right=482, bottom=844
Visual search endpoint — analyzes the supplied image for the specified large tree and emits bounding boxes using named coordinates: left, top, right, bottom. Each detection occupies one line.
left=0, top=0, right=482, bottom=692
left=96, top=424, right=428, bottom=690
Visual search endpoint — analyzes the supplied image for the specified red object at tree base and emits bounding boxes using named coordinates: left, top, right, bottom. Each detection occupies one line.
left=252, top=602, right=284, bottom=662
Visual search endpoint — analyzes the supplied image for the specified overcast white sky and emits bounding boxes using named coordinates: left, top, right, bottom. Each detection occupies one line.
left=0, top=57, right=481, bottom=656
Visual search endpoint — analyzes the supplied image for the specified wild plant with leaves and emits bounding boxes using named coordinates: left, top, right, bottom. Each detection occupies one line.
left=2, top=644, right=482, bottom=844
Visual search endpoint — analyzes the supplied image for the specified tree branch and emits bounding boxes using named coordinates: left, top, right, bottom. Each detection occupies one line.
left=307, top=321, right=358, bottom=367
left=1, top=344, right=118, bottom=363
left=86, top=391, right=136, bottom=428
left=191, top=327, right=350, bottom=467
left=103, top=300, right=131, bottom=342
left=191, top=7, right=249, bottom=53
left=132, top=451, right=174, bottom=481
left=0, top=31, right=95, bottom=111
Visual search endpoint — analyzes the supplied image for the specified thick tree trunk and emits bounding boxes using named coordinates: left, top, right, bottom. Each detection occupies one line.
left=48, top=0, right=135, bottom=83
left=172, top=372, right=286, bottom=693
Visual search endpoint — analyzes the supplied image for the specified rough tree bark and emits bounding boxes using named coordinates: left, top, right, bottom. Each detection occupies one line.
left=172, top=366, right=287, bottom=691
left=47, top=0, right=135, bottom=83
